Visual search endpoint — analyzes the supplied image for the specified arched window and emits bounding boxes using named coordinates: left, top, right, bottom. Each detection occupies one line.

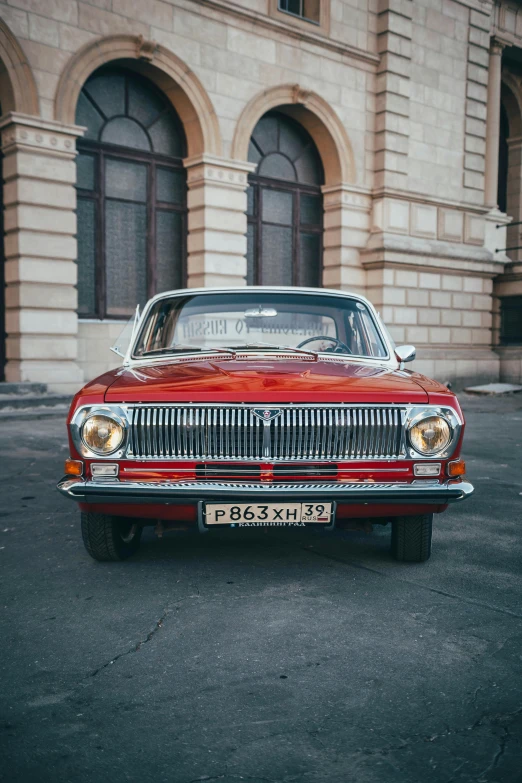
left=246, top=111, right=324, bottom=287
left=75, top=68, right=187, bottom=319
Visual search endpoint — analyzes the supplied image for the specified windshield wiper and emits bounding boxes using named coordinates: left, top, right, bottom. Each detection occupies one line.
left=139, top=344, right=237, bottom=357
left=227, top=342, right=319, bottom=359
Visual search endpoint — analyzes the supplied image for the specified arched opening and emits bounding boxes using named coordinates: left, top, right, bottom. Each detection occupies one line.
left=75, top=66, right=188, bottom=319
left=246, top=110, right=324, bottom=286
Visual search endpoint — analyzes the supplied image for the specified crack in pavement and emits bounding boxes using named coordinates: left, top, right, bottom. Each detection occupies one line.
left=86, top=608, right=169, bottom=678
left=302, top=547, right=522, bottom=620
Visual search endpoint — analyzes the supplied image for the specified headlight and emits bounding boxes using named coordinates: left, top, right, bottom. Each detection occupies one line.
left=81, top=414, right=124, bottom=455
left=408, top=415, right=451, bottom=455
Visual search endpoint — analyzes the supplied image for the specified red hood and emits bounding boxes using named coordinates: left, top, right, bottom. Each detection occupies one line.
left=103, top=358, right=429, bottom=404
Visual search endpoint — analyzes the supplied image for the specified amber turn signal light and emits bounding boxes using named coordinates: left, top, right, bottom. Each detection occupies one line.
left=447, top=459, right=466, bottom=477
left=65, top=458, right=83, bottom=476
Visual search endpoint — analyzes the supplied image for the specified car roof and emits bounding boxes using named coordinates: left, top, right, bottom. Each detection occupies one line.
left=145, top=286, right=375, bottom=310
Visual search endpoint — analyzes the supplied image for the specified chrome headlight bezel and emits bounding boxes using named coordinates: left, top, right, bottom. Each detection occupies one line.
left=406, top=407, right=462, bottom=459
left=71, top=405, right=129, bottom=459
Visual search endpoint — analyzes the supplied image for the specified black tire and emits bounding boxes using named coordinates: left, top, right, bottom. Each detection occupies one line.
left=391, top=514, right=433, bottom=563
left=81, top=512, right=142, bottom=562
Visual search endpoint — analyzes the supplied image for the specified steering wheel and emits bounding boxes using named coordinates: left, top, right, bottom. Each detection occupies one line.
left=297, top=335, right=352, bottom=354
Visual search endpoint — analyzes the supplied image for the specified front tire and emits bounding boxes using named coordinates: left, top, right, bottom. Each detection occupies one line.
left=391, top=514, right=433, bottom=562
left=81, top=512, right=142, bottom=562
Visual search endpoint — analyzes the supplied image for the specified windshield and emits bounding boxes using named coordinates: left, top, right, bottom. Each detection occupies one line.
left=133, top=292, right=389, bottom=360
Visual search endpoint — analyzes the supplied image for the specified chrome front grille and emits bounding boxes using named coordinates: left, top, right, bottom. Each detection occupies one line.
left=126, top=405, right=406, bottom=461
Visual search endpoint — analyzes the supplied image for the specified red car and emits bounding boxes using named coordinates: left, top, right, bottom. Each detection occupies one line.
left=58, top=287, right=473, bottom=563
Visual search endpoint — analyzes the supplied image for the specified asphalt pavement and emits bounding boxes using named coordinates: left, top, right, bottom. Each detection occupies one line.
left=0, top=394, right=521, bottom=783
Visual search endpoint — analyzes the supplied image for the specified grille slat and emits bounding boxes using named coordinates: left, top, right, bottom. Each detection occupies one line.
left=127, top=405, right=406, bottom=460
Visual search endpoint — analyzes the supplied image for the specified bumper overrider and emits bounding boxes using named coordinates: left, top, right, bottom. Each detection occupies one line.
left=57, top=477, right=474, bottom=504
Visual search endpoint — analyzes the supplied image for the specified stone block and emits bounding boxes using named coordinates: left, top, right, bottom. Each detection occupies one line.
left=463, top=170, right=485, bottom=190
left=395, top=269, right=419, bottom=288
left=429, top=327, right=451, bottom=343
left=407, top=325, right=428, bottom=343
left=442, top=275, right=463, bottom=291
left=462, top=311, right=481, bottom=327
left=382, top=288, right=406, bottom=305
left=5, top=231, right=77, bottom=261
left=438, top=209, right=464, bottom=242
left=393, top=307, right=417, bottom=325
left=407, top=288, right=427, bottom=306
left=469, top=9, right=491, bottom=31
left=28, top=13, right=59, bottom=47
left=430, top=291, right=449, bottom=308
left=6, top=308, right=77, bottom=336
left=4, top=205, right=76, bottom=235
left=473, top=294, right=491, bottom=311
left=442, top=309, right=461, bottom=326
left=419, top=272, right=441, bottom=289
left=78, top=3, right=148, bottom=36
left=463, top=214, right=485, bottom=245
left=452, top=327, right=472, bottom=343
left=418, top=308, right=441, bottom=325
left=388, top=325, right=405, bottom=343
left=468, top=44, right=489, bottom=68
left=5, top=282, right=77, bottom=310
left=463, top=276, right=483, bottom=293
left=0, top=5, right=29, bottom=38
left=4, top=257, right=77, bottom=286
left=227, top=27, right=276, bottom=64
left=410, top=203, right=437, bottom=238
left=452, top=293, right=473, bottom=309
left=7, top=334, right=77, bottom=361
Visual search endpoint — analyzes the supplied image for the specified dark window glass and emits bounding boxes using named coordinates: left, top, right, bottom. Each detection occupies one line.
left=246, top=224, right=255, bottom=286
left=105, top=201, right=148, bottom=315
left=149, top=113, right=185, bottom=157
left=84, top=73, right=125, bottom=118
left=298, top=232, right=321, bottom=287
left=75, top=68, right=187, bottom=319
left=261, top=225, right=293, bottom=286
left=300, top=193, right=322, bottom=225
left=76, top=199, right=96, bottom=315
left=258, top=153, right=296, bottom=181
left=278, top=0, right=320, bottom=24
left=156, top=167, right=185, bottom=204
left=105, top=158, right=147, bottom=202
left=76, top=152, right=95, bottom=191
left=101, top=117, right=151, bottom=151
left=501, top=296, right=522, bottom=345
left=262, top=189, right=293, bottom=225
left=156, top=210, right=184, bottom=292
left=76, top=92, right=103, bottom=140
left=247, top=111, right=323, bottom=287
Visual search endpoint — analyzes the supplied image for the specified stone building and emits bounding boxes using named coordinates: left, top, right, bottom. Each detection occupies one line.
left=0, top=0, right=521, bottom=391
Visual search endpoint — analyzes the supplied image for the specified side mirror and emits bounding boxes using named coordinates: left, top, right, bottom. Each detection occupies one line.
left=395, top=344, right=416, bottom=369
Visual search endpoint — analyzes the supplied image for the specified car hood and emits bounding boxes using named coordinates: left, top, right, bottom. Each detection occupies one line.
left=104, top=357, right=429, bottom=404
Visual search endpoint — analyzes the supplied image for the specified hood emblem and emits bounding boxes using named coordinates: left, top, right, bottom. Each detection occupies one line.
left=253, top=408, right=282, bottom=422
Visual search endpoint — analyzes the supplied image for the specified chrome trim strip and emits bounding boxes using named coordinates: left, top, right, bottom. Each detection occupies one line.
left=58, top=477, right=474, bottom=504
left=70, top=403, right=463, bottom=462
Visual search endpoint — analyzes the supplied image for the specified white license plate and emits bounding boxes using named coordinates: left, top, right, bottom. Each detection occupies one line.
left=204, top=502, right=333, bottom=526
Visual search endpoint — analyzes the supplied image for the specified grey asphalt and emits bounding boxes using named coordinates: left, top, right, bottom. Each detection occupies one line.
left=0, top=394, right=521, bottom=783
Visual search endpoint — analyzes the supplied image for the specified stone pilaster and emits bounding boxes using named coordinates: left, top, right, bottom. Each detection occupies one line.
left=462, top=9, right=493, bottom=205
left=1, top=113, right=84, bottom=392
left=484, top=38, right=506, bottom=207
left=184, top=155, right=256, bottom=288
left=374, top=0, right=413, bottom=191
left=321, top=185, right=371, bottom=293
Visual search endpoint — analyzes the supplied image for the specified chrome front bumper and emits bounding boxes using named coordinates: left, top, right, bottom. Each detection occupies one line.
left=57, top=477, right=474, bottom=505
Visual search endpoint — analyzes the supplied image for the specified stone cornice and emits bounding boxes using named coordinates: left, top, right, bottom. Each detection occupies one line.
left=184, top=154, right=256, bottom=189
left=182, top=0, right=379, bottom=67
left=0, top=112, right=84, bottom=158
left=371, top=187, right=491, bottom=215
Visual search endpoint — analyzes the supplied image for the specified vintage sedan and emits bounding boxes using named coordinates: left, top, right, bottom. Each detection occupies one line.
left=57, top=287, right=473, bottom=563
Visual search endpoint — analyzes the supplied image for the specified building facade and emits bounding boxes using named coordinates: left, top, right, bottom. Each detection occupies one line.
left=0, top=0, right=521, bottom=392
